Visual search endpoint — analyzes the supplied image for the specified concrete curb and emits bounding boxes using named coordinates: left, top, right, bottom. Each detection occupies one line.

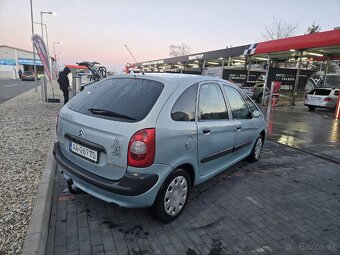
left=22, top=133, right=57, bottom=255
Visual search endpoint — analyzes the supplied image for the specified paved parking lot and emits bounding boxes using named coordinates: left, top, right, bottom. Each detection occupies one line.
left=46, top=141, right=339, bottom=255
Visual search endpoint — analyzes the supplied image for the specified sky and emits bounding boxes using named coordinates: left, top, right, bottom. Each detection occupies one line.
left=1, top=0, right=340, bottom=72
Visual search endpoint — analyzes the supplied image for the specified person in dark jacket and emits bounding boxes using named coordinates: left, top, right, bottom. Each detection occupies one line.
left=57, top=67, right=71, bottom=104
left=18, top=68, right=22, bottom=79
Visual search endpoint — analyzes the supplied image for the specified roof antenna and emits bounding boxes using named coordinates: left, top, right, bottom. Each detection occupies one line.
left=125, top=44, right=145, bottom=75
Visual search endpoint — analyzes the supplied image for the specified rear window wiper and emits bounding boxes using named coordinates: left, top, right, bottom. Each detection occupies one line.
left=88, top=107, right=136, bottom=121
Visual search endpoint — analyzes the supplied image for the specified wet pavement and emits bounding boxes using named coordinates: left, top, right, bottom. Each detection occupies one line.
left=263, top=105, right=340, bottom=163
left=46, top=105, right=340, bottom=255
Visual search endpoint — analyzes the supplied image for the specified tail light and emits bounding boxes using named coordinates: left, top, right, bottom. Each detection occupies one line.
left=128, top=128, right=155, bottom=168
left=324, top=97, right=333, bottom=102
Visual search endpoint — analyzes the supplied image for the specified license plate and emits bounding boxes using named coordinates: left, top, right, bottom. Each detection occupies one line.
left=310, top=96, right=320, bottom=101
left=70, top=141, right=98, bottom=163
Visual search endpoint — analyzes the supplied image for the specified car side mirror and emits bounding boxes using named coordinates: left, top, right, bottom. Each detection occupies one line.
left=252, top=110, right=261, bottom=118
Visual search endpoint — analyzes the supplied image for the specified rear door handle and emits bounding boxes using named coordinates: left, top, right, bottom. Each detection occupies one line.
left=236, top=126, right=242, bottom=132
left=203, top=128, right=211, bottom=134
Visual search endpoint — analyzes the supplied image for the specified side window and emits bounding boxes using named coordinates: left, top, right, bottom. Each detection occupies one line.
left=171, top=83, right=198, bottom=121
left=198, top=83, right=228, bottom=120
left=245, top=96, right=258, bottom=112
left=223, top=85, right=250, bottom=119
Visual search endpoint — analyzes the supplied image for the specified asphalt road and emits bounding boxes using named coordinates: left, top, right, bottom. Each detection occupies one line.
left=0, top=79, right=39, bottom=104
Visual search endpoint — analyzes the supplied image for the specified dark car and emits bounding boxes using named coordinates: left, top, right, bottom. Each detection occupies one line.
left=21, top=71, right=35, bottom=81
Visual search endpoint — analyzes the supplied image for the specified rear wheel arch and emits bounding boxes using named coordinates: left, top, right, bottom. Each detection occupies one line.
left=175, top=163, right=195, bottom=186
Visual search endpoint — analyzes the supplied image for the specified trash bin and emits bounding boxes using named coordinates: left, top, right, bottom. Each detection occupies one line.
left=72, top=76, right=82, bottom=97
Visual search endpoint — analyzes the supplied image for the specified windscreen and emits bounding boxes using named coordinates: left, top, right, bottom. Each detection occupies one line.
left=67, top=78, right=164, bottom=122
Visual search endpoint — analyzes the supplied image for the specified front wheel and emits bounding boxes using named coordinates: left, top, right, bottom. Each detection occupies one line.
left=150, top=169, right=191, bottom=223
left=248, top=136, right=263, bottom=162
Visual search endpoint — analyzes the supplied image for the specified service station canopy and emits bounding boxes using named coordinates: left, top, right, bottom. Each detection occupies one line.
left=129, top=29, right=340, bottom=73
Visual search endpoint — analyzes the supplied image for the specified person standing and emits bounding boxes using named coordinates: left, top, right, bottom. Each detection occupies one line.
left=18, top=68, right=22, bottom=79
left=57, top=67, right=71, bottom=104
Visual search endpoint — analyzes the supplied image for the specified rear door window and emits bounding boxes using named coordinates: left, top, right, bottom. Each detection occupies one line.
left=67, top=78, right=164, bottom=122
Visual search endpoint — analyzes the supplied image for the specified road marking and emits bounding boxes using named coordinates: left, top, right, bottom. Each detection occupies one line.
left=3, top=84, right=18, bottom=87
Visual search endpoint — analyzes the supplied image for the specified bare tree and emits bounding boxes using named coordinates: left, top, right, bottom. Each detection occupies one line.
left=262, top=18, right=298, bottom=40
left=306, top=22, right=321, bottom=34
left=169, top=43, right=191, bottom=57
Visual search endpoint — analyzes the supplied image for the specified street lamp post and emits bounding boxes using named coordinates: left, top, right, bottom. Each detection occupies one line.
left=40, top=11, right=57, bottom=80
left=29, top=0, right=38, bottom=91
left=53, top=42, right=61, bottom=75
left=40, top=11, right=56, bottom=40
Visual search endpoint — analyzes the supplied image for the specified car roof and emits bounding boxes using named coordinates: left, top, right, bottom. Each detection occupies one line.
left=111, top=73, right=223, bottom=84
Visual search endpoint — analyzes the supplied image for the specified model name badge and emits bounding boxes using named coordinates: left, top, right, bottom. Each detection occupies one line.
left=107, top=161, right=125, bottom=169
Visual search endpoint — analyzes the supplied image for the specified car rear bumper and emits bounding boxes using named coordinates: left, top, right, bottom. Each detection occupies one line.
left=21, top=77, right=35, bottom=81
left=53, top=141, right=162, bottom=207
left=304, top=103, right=335, bottom=109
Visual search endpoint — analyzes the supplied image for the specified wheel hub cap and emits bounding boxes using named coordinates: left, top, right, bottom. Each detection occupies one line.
left=164, top=176, right=188, bottom=216
left=255, top=138, right=262, bottom=159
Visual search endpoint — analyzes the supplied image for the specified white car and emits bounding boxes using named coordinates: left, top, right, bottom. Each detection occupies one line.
left=304, top=88, right=339, bottom=111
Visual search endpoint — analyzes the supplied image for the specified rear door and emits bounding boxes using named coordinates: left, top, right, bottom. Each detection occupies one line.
left=197, top=82, right=236, bottom=176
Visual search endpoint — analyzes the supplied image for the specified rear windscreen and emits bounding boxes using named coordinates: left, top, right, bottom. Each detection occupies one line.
left=308, top=89, right=331, bottom=96
left=67, top=78, right=164, bottom=122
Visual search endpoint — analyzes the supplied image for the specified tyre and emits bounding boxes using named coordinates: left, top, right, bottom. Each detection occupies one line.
left=151, top=168, right=191, bottom=223
left=248, top=136, right=263, bottom=162
left=308, top=106, right=315, bottom=111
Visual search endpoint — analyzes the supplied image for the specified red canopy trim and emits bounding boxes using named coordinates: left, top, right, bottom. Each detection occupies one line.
left=65, top=65, right=89, bottom=69
left=255, top=29, right=340, bottom=54
left=312, top=55, right=340, bottom=61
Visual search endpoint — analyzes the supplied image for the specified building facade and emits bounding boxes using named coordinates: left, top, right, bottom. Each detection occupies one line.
left=0, top=45, right=55, bottom=79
